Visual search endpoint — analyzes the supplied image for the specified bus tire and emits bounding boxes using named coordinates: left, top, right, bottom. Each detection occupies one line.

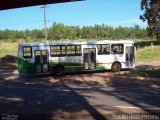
left=111, top=62, right=121, bottom=72
left=53, top=65, right=64, bottom=76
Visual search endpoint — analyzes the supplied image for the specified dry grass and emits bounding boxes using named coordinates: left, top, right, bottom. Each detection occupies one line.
left=0, top=42, right=18, bottom=57
left=136, top=45, right=160, bottom=62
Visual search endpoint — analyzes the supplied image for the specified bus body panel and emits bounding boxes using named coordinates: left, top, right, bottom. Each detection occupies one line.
left=49, top=56, right=83, bottom=73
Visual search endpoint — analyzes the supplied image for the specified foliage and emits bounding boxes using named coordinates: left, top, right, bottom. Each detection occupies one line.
left=140, top=0, right=160, bottom=40
left=0, top=22, right=149, bottom=42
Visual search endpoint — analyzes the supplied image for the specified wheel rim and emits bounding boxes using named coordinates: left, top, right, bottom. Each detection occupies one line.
left=114, top=64, right=119, bottom=70
left=112, top=63, right=121, bottom=72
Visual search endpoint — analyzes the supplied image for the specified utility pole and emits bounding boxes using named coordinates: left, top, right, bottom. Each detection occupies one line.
left=41, top=5, right=47, bottom=42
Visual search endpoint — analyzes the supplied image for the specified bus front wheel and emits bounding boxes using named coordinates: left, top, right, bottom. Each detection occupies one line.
left=53, top=66, right=64, bottom=76
left=111, top=62, right=121, bottom=72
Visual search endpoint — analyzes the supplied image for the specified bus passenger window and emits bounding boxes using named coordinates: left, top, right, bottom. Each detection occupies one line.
left=103, top=48, right=110, bottom=54
left=66, top=45, right=82, bottom=56
left=113, top=48, right=117, bottom=54
left=98, top=50, right=102, bottom=54
left=98, top=44, right=110, bottom=55
left=50, top=45, right=66, bottom=57
left=23, top=47, right=32, bottom=59
left=111, top=44, right=124, bottom=54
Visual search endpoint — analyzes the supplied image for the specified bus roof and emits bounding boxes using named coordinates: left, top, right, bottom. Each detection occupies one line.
left=19, top=40, right=134, bottom=47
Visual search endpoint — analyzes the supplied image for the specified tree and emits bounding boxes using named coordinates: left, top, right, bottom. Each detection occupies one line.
left=49, top=22, right=66, bottom=40
left=0, top=22, right=150, bottom=42
left=140, top=0, right=160, bottom=40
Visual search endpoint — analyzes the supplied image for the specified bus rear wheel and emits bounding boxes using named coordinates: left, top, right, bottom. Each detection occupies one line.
left=53, top=66, right=64, bottom=76
left=111, top=62, right=121, bottom=72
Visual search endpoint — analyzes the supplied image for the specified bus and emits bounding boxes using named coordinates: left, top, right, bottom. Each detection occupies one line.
left=18, top=40, right=135, bottom=76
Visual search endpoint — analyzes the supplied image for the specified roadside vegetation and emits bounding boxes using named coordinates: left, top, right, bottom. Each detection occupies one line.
left=0, top=22, right=150, bottom=42
left=0, top=42, right=18, bottom=57
left=136, top=45, right=160, bottom=63
left=117, top=69, right=160, bottom=78
left=0, top=42, right=18, bottom=69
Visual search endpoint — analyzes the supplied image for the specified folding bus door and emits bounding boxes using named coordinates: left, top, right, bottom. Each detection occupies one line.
left=125, top=46, right=134, bottom=68
left=35, top=50, right=48, bottom=73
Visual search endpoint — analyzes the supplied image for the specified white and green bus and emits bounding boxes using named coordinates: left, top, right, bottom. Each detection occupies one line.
left=18, top=40, right=135, bottom=76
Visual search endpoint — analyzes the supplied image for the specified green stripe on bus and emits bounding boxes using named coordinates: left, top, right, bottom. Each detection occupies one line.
left=96, top=67, right=107, bottom=71
left=64, top=67, right=84, bottom=73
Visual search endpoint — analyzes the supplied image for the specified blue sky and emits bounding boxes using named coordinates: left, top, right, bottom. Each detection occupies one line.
left=0, top=0, right=147, bottom=30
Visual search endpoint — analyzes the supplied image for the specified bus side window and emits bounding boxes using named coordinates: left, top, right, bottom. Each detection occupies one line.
left=66, top=45, right=82, bottom=56
left=111, top=44, right=124, bottom=54
left=98, top=44, right=110, bottom=55
left=103, top=48, right=110, bottom=54
left=23, top=47, right=32, bottom=59
left=50, top=45, right=66, bottom=57
left=98, top=50, right=102, bottom=54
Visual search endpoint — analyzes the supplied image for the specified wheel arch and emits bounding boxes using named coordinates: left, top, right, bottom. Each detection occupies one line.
left=54, top=64, right=64, bottom=69
left=112, top=61, right=122, bottom=67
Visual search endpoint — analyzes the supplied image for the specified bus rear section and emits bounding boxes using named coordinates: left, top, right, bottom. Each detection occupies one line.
left=18, top=44, right=50, bottom=75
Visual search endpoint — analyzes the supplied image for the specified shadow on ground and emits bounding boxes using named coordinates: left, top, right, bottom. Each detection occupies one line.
left=0, top=73, right=109, bottom=120
left=0, top=55, right=18, bottom=70
left=0, top=65, right=159, bottom=120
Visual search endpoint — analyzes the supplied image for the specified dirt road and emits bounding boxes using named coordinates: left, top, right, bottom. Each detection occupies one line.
left=0, top=62, right=160, bottom=120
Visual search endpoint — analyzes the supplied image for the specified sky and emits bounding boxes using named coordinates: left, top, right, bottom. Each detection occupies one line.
left=0, top=0, right=147, bottom=30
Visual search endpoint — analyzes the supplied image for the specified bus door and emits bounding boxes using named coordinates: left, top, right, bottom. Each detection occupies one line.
left=83, top=48, right=96, bottom=70
left=125, top=46, right=134, bottom=68
left=35, top=50, right=48, bottom=73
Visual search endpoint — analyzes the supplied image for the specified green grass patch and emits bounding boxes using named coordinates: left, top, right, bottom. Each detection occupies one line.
left=0, top=49, right=10, bottom=57
left=136, top=45, right=160, bottom=63
left=117, top=69, right=160, bottom=78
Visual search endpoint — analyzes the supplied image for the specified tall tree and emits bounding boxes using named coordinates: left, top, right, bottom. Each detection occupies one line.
left=140, top=0, right=160, bottom=40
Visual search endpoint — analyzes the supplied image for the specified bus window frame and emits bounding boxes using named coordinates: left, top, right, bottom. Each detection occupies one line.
left=66, top=45, right=82, bottom=56
left=97, top=44, right=110, bottom=55
left=23, top=46, right=32, bottom=59
left=50, top=45, right=66, bottom=57
left=111, top=44, right=124, bottom=54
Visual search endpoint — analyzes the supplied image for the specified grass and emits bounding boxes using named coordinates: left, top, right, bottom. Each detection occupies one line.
left=0, top=42, right=18, bottom=69
left=136, top=45, right=160, bottom=63
left=116, top=69, right=160, bottom=78
left=0, top=42, right=18, bottom=57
